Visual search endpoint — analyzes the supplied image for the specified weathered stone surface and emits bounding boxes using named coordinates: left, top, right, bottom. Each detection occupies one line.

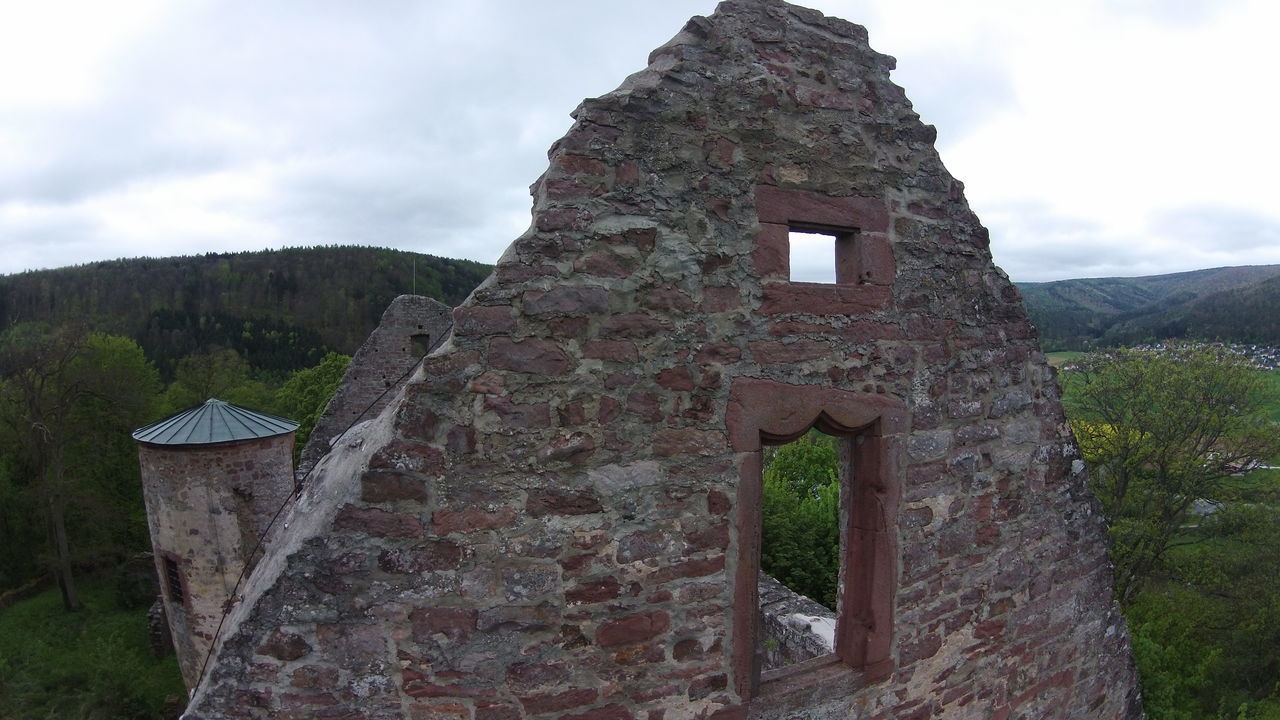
left=298, top=294, right=453, bottom=479
left=180, top=2, right=1140, bottom=718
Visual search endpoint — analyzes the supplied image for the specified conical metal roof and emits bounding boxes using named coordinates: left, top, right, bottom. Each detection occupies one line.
left=132, top=399, right=299, bottom=446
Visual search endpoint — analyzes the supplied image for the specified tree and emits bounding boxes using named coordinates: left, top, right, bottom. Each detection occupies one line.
left=0, top=324, right=160, bottom=609
left=160, top=348, right=272, bottom=414
left=760, top=431, right=842, bottom=609
left=271, top=351, right=350, bottom=457
left=1063, top=344, right=1280, bottom=603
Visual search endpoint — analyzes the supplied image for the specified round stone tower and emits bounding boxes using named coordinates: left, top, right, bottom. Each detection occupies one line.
left=132, top=399, right=298, bottom=689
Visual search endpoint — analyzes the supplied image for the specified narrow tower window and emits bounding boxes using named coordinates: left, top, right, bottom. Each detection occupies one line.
left=163, top=555, right=185, bottom=605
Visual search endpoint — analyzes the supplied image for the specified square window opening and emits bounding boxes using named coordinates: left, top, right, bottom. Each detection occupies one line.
left=788, top=231, right=838, bottom=284
left=788, top=223, right=862, bottom=285
left=410, top=333, right=433, bottom=357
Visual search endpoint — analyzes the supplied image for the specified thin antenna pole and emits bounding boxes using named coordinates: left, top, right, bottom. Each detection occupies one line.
left=412, top=257, right=416, bottom=295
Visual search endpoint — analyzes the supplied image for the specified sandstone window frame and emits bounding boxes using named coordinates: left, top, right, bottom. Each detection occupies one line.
left=727, top=379, right=904, bottom=703
left=753, top=185, right=895, bottom=287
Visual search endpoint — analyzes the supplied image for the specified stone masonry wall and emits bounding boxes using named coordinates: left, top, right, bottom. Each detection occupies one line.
left=138, top=433, right=295, bottom=688
left=298, top=294, right=453, bottom=480
left=757, top=574, right=835, bottom=672
left=184, top=1, right=1141, bottom=718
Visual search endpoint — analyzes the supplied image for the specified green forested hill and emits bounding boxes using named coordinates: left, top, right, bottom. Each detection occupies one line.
left=1017, top=264, right=1280, bottom=350
left=0, top=246, right=491, bottom=378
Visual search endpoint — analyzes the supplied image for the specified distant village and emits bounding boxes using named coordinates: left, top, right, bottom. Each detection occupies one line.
left=1130, top=342, right=1280, bottom=371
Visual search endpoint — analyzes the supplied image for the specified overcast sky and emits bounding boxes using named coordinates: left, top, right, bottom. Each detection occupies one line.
left=2, top=0, right=1278, bottom=283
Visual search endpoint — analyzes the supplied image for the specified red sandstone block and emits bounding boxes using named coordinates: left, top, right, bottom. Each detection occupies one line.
left=574, top=250, right=634, bottom=278
left=476, top=704, right=523, bottom=720
left=641, top=287, right=695, bottom=312
left=432, top=506, right=518, bottom=535
left=256, top=630, right=313, bottom=661
left=280, top=692, right=338, bottom=707
left=543, top=178, right=602, bottom=202
left=700, top=286, right=741, bottom=312
left=519, top=688, right=599, bottom=715
left=688, top=673, right=728, bottom=700
left=550, top=317, right=589, bottom=337
left=612, top=641, right=666, bottom=665
left=506, top=662, right=571, bottom=692
left=652, top=428, right=726, bottom=457
left=651, top=555, right=725, bottom=583
left=755, top=185, right=889, bottom=232
left=748, top=339, right=832, bottom=364
left=693, top=343, right=741, bottom=365
left=250, top=662, right=279, bottom=684
left=333, top=505, right=424, bottom=539
left=410, top=607, right=477, bottom=643
left=536, top=208, right=593, bottom=232
left=626, top=391, right=662, bottom=422
left=360, top=471, right=429, bottom=503
left=583, top=340, right=638, bottom=362
left=558, top=401, right=588, bottom=426
left=539, top=433, right=597, bottom=465
left=484, top=397, right=552, bottom=429
left=630, top=682, right=681, bottom=705
left=899, top=632, right=942, bottom=665
left=655, top=366, right=695, bottom=391
left=706, top=490, right=730, bottom=515
left=596, top=610, right=670, bottom=647
left=684, top=523, right=729, bottom=551
left=489, top=338, right=573, bottom=375
left=453, top=306, right=515, bottom=336
left=290, top=665, right=337, bottom=689
left=410, top=702, right=471, bottom=720
left=523, top=286, right=610, bottom=316
left=597, top=396, right=622, bottom=423
left=555, top=154, right=608, bottom=176
left=403, top=675, right=496, bottom=700
left=447, top=425, right=476, bottom=455
left=527, top=488, right=603, bottom=517
left=974, top=619, right=1005, bottom=639
left=600, top=313, right=669, bottom=338
left=565, top=576, right=622, bottom=605
left=758, top=282, right=892, bottom=315
left=752, top=223, right=789, bottom=279
left=557, top=704, right=636, bottom=720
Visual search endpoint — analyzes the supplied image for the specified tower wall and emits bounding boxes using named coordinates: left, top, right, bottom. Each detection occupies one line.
left=138, top=432, right=295, bottom=688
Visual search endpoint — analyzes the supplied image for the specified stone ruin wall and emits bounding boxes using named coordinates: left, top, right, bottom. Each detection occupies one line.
left=183, top=1, right=1141, bottom=718
left=757, top=574, right=836, bottom=672
left=298, top=295, right=454, bottom=480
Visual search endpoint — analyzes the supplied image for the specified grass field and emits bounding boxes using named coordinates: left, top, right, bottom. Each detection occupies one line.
left=1045, top=351, right=1086, bottom=368
left=0, top=575, right=185, bottom=720
left=1263, top=370, right=1280, bottom=424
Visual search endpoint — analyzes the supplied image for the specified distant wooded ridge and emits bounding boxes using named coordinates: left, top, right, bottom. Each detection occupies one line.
left=1017, top=264, right=1280, bottom=351
left=0, top=246, right=492, bottom=380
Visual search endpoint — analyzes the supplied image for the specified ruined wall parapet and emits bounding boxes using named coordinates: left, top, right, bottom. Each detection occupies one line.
left=298, top=294, right=452, bottom=479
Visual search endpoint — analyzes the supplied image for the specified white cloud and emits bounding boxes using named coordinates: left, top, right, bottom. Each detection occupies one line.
left=1, top=0, right=1277, bottom=282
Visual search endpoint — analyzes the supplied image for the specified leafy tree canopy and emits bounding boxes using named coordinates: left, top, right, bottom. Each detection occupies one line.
left=1063, top=344, right=1280, bottom=603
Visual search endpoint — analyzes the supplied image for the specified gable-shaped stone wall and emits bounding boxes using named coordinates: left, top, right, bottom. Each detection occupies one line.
left=184, top=2, right=1141, bottom=718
